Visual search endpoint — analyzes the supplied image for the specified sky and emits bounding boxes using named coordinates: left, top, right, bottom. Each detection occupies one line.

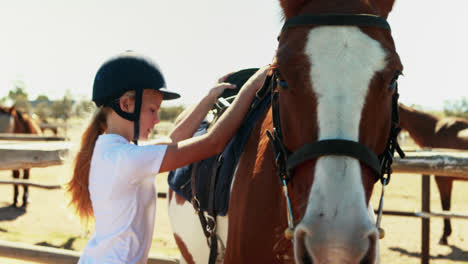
left=0, top=0, right=466, bottom=111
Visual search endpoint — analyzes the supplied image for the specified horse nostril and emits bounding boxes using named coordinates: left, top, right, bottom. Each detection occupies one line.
left=294, top=227, right=312, bottom=264
left=302, top=252, right=313, bottom=264
left=360, top=232, right=377, bottom=264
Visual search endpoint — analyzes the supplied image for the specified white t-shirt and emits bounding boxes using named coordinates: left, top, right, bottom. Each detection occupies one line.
left=78, top=134, right=167, bottom=264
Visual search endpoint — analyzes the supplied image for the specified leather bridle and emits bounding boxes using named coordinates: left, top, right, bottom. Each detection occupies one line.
left=195, top=13, right=406, bottom=264
left=267, top=13, right=405, bottom=239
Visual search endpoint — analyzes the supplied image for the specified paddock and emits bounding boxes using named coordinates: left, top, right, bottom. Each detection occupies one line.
left=0, top=134, right=180, bottom=263
left=0, top=142, right=466, bottom=263
left=391, top=150, right=468, bottom=264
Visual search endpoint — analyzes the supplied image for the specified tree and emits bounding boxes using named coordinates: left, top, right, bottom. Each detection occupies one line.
left=8, top=81, right=31, bottom=113
left=31, top=95, right=52, bottom=120
left=34, top=101, right=51, bottom=120
left=50, top=94, right=73, bottom=120
left=74, top=99, right=95, bottom=118
left=35, top=94, right=50, bottom=102
left=158, top=105, right=186, bottom=121
left=9, top=89, right=27, bottom=100
left=444, top=97, right=468, bottom=119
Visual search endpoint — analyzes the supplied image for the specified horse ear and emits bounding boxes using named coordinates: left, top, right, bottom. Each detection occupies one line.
left=370, top=0, right=396, bottom=18
left=279, top=0, right=305, bottom=19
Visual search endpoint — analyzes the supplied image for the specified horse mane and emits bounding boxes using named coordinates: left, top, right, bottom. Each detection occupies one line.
left=399, top=104, right=468, bottom=149
left=279, top=0, right=305, bottom=19
left=11, top=107, right=42, bottom=135
left=369, top=0, right=396, bottom=18
left=279, top=0, right=396, bottom=19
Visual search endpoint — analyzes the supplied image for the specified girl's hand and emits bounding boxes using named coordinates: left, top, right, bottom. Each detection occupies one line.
left=207, top=72, right=237, bottom=103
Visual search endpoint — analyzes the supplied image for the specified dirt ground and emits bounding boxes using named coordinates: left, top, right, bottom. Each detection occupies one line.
left=0, top=132, right=467, bottom=263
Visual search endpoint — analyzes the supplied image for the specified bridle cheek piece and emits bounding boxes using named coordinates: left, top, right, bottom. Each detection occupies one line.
left=268, top=13, right=405, bottom=240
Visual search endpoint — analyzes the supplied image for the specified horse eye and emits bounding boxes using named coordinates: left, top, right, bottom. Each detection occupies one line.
left=274, top=69, right=289, bottom=89
left=278, top=79, right=289, bottom=89
left=388, top=71, right=402, bottom=91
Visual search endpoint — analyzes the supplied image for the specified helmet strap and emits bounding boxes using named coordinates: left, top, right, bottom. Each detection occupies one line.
left=132, top=88, right=143, bottom=145
left=108, top=88, right=144, bottom=145
left=109, top=100, right=134, bottom=120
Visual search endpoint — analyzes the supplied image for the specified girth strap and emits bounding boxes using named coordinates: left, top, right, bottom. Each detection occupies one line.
left=287, top=139, right=381, bottom=177
left=190, top=157, right=220, bottom=264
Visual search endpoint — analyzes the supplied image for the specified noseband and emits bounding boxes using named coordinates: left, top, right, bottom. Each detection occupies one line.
left=267, top=13, right=405, bottom=239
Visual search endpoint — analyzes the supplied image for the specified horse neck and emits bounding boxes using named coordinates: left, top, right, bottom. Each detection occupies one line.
left=14, top=111, right=42, bottom=135
left=399, top=104, right=439, bottom=147
left=26, top=118, right=42, bottom=135
left=225, top=107, right=294, bottom=262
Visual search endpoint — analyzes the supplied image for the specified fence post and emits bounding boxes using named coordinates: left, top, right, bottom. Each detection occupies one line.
left=421, top=174, right=430, bottom=264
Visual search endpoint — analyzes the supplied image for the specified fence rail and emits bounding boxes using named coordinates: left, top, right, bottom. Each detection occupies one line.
left=376, top=210, right=468, bottom=219
left=0, top=143, right=466, bottom=263
left=0, top=179, right=61, bottom=189
left=383, top=149, right=467, bottom=264
left=0, top=133, right=67, bottom=141
left=0, top=179, right=169, bottom=199
left=0, top=142, right=71, bottom=170
left=392, top=150, right=468, bottom=178
left=0, top=240, right=179, bottom=264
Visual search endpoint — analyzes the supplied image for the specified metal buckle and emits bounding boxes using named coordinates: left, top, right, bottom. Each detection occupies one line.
left=376, top=178, right=387, bottom=239
left=191, top=197, right=201, bottom=214
left=281, top=179, right=296, bottom=240
left=206, top=214, right=217, bottom=234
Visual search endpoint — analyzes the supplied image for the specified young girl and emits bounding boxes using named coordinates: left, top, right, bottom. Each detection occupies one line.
left=67, top=51, right=268, bottom=264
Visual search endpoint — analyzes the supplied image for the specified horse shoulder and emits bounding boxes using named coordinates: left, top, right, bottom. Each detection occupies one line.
left=225, top=109, right=293, bottom=263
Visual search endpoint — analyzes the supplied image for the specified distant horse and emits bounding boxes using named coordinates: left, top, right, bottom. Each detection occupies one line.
left=399, top=103, right=468, bottom=245
left=0, top=105, right=42, bottom=208
left=169, top=0, right=403, bottom=263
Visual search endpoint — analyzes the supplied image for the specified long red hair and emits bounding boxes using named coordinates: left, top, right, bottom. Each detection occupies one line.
left=67, top=107, right=109, bottom=223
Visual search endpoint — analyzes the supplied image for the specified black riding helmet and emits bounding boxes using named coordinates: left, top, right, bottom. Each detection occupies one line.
left=92, top=51, right=180, bottom=144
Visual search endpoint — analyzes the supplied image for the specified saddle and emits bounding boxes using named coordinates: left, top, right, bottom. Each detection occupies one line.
left=167, top=92, right=271, bottom=216
left=168, top=69, right=272, bottom=264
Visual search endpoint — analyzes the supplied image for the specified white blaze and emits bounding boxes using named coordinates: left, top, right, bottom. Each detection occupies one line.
left=299, top=26, right=387, bottom=259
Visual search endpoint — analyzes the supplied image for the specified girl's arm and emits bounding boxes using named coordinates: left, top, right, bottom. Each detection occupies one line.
left=159, top=66, right=269, bottom=173
left=168, top=72, right=235, bottom=142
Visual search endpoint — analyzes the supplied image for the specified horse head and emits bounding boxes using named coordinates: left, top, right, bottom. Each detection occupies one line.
left=275, top=0, right=402, bottom=263
left=0, top=105, right=42, bottom=134
left=0, top=106, right=16, bottom=133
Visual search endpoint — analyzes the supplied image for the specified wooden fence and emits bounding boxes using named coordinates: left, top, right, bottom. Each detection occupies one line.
left=391, top=149, right=468, bottom=264
left=0, top=133, right=70, bottom=171
left=0, top=141, right=71, bottom=171
left=0, top=137, right=466, bottom=263
left=0, top=240, right=179, bottom=264
left=0, top=136, right=178, bottom=263
left=0, top=133, right=67, bottom=141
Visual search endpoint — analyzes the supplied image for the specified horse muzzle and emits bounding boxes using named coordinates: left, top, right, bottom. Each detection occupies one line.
left=294, top=223, right=379, bottom=264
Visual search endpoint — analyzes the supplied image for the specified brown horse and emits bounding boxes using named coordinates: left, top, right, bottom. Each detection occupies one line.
left=169, top=0, right=402, bottom=263
left=399, top=103, right=468, bottom=245
left=0, top=105, right=42, bottom=208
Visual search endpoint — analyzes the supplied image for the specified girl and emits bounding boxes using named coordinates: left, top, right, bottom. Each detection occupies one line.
left=67, top=51, right=269, bottom=264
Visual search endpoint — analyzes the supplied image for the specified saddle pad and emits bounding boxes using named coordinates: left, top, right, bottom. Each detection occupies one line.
left=168, top=96, right=270, bottom=216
